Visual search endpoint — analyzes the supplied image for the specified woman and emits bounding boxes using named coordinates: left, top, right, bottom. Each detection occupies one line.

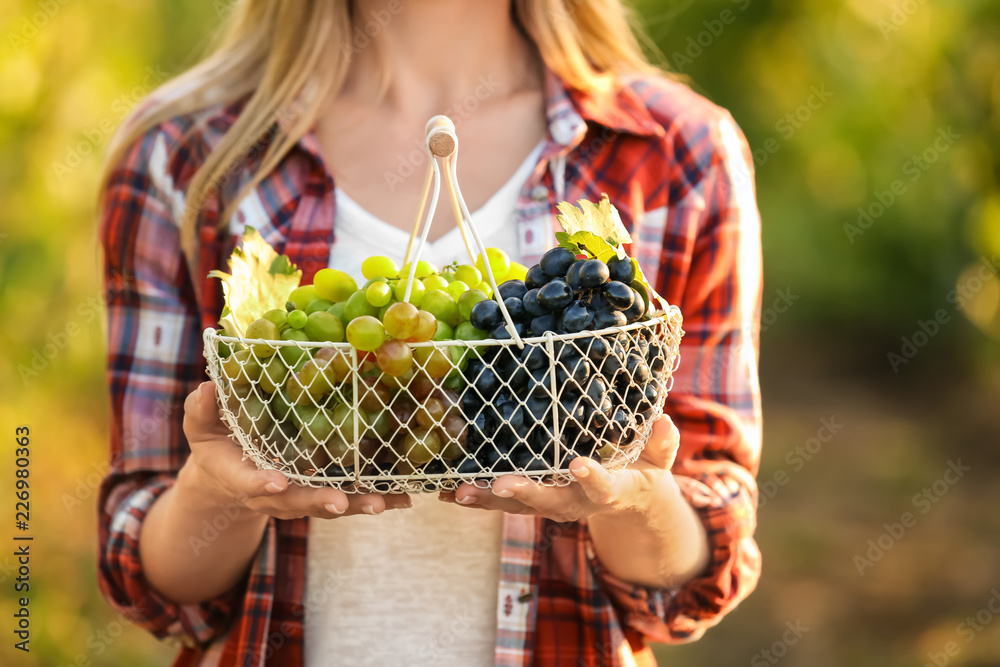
left=98, top=1, right=762, bottom=665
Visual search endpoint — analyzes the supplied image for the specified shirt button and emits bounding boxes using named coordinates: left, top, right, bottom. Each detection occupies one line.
left=530, top=185, right=548, bottom=202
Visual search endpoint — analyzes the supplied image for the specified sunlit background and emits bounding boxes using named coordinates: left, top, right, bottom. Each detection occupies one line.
left=1, top=0, right=998, bottom=665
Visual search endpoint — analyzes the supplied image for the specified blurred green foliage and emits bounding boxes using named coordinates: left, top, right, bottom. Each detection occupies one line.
left=0, top=1, right=997, bottom=666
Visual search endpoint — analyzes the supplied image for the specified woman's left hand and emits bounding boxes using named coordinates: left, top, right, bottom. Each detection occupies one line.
left=439, top=415, right=681, bottom=521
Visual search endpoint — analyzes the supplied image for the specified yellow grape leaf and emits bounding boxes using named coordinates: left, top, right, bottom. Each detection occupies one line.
left=208, top=228, right=301, bottom=336
left=555, top=194, right=633, bottom=247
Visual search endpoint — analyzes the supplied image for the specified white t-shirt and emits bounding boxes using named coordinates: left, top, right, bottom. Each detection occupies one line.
left=304, top=142, right=543, bottom=667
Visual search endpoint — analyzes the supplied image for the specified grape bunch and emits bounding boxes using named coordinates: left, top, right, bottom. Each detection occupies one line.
left=455, top=246, right=670, bottom=474
left=217, top=249, right=536, bottom=481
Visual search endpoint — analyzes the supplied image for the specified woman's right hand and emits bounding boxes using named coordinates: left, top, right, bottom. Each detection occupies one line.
left=177, top=381, right=412, bottom=520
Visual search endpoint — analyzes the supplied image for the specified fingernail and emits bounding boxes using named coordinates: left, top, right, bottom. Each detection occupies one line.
left=493, top=488, right=514, bottom=498
left=456, top=495, right=476, bottom=505
left=325, top=503, right=344, bottom=515
left=574, top=463, right=590, bottom=478
left=265, top=482, right=283, bottom=493
left=362, top=505, right=379, bottom=515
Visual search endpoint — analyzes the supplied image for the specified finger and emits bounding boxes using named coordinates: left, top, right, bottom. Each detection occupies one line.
left=183, top=382, right=229, bottom=439
left=192, top=430, right=289, bottom=500
left=255, top=484, right=351, bottom=517
left=451, top=483, right=527, bottom=513
left=344, top=492, right=411, bottom=516
left=569, top=456, right=640, bottom=510
left=492, top=474, right=592, bottom=519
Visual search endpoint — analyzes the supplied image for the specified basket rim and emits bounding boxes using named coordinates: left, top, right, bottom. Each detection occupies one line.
left=205, top=305, right=681, bottom=350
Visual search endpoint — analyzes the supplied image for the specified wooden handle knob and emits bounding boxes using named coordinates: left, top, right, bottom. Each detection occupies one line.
left=425, top=115, right=457, bottom=157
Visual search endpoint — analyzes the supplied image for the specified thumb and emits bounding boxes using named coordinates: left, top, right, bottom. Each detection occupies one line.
left=183, top=382, right=229, bottom=440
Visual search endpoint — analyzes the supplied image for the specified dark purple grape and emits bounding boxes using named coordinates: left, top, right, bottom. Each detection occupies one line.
left=607, top=255, right=636, bottom=284
left=525, top=264, right=547, bottom=289
left=530, top=313, right=559, bottom=335
left=578, top=259, right=610, bottom=288
left=503, top=296, right=527, bottom=322
left=539, top=247, right=577, bottom=278
left=521, top=344, right=548, bottom=369
left=525, top=368, right=554, bottom=399
left=522, top=289, right=547, bottom=316
left=566, top=260, right=587, bottom=290
left=586, top=336, right=611, bottom=363
left=489, top=321, right=527, bottom=340
left=457, top=456, right=483, bottom=474
left=625, top=354, right=650, bottom=384
left=556, top=355, right=591, bottom=386
left=474, top=367, right=501, bottom=398
left=621, top=288, right=645, bottom=323
left=602, top=281, right=635, bottom=310
left=471, top=299, right=502, bottom=331
left=498, top=280, right=528, bottom=301
left=561, top=300, right=593, bottom=333
left=523, top=393, right=551, bottom=423
left=497, top=400, right=525, bottom=432
left=584, top=375, right=609, bottom=407
left=592, top=309, right=627, bottom=330
left=537, top=280, right=573, bottom=311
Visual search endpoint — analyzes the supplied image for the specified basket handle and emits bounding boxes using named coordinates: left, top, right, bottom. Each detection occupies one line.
left=403, top=115, right=524, bottom=348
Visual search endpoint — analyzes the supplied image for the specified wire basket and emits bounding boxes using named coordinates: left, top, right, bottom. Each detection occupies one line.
left=203, top=116, right=684, bottom=493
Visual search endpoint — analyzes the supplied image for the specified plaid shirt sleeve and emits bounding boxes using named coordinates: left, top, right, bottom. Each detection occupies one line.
left=589, top=110, right=763, bottom=644
left=97, top=125, right=239, bottom=646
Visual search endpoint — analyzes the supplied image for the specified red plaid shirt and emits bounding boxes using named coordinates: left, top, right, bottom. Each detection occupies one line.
left=98, top=69, right=762, bottom=666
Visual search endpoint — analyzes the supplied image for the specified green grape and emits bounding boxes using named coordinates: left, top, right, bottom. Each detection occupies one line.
left=376, top=339, right=413, bottom=377
left=304, top=311, right=345, bottom=342
left=382, top=301, right=419, bottom=339
left=422, top=275, right=450, bottom=292
left=314, top=268, right=358, bottom=302
left=366, top=281, right=392, bottom=308
left=326, top=301, right=348, bottom=325
left=446, top=280, right=469, bottom=300
left=454, top=264, right=481, bottom=287
left=262, top=308, right=288, bottom=329
left=394, top=278, right=425, bottom=306
left=457, top=289, right=488, bottom=321
left=222, top=348, right=263, bottom=386
left=362, top=255, right=400, bottom=280
left=279, top=328, right=309, bottom=366
left=378, top=301, right=396, bottom=321
left=399, top=260, right=438, bottom=279
left=344, top=290, right=379, bottom=321
left=421, top=290, right=460, bottom=327
left=431, top=320, right=454, bottom=341
left=477, top=281, right=493, bottom=299
left=507, top=262, right=528, bottom=281
left=449, top=345, right=469, bottom=372
left=259, top=355, right=289, bottom=394
left=455, top=321, right=487, bottom=341
left=269, top=387, right=294, bottom=422
left=402, top=428, right=443, bottom=466
left=415, top=347, right=452, bottom=378
left=441, top=270, right=457, bottom=282
left=287, top=309, right=308, bottom=329
left=288, top=285, right=319, bottom=311
left=300, top=358, right=335, bottom=396
left=330, top=402, right=358, bottom=440
left=346, top=315, right=385, bottom=352
left=408, top=310, right=438, bottom=342
left=245, top=318, right=279, bottom=358
left=296, top=406, right=338, bottom=450
left=475, top=248, right=511, bottom=283
left=305, top=298, right=334, bottom=314
left=363, top=276, right=389, bottom=288
left=236, top=394, right=272, bottom=436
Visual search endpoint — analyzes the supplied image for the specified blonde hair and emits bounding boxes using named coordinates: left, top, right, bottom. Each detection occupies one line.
left=102, top=0, right=662, bottom=261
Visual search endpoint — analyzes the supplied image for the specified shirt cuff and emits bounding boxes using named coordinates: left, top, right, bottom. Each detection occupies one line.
left=98, top=473, right=240, bottom=647
left=586, top=471, right=761, bottom=644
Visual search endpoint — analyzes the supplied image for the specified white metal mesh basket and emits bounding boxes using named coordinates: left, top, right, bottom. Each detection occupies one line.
left=204, top=309, right=682, bottom=493
left=202, top=115, right=684, bottom=493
